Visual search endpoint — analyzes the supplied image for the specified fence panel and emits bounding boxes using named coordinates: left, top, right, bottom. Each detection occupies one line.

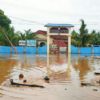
left=0, top=46, right=100, bottom=54
left=0, top=46, right=11, bottom=53
left=38, top=46, right=47, bottom=54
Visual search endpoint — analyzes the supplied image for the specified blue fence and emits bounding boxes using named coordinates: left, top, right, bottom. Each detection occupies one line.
left=38, top=46, right=47, bottom=54
left=0, top=46, right=47, bottom=54
left=71, top=46, right=100, bottom=54
left=0, top=46, right=100, bottom=54
left=0, top=46, right=11, bottom=53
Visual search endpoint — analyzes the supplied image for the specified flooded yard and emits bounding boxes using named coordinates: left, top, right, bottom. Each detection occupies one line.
left=0, top=54, right=100, bottom=100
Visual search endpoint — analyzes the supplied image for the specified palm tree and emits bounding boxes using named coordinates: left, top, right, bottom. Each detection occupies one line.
left=79, top=19, right=89, bottom=47
left=71, top=20, right=89, bottom=53
left=24, top=29, right=37, bottom=40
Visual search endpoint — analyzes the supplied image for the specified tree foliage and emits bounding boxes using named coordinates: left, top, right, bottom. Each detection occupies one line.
left=0, top=9, right=11, bottom=31
left=71, top=19, right=100, bottom=47
left=79, top=19, right=89, bottom=47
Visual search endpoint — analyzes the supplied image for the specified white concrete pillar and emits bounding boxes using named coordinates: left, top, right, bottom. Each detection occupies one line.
left=67, top=35, right=71, bottom=69
left=47, top=28, right=50, bottom=76
left=47, top=28, right=50, bottom=55
left=68, top=35, right=71, bottom=54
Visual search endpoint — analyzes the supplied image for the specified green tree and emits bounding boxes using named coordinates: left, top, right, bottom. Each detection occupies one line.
left=0, top=9, right=11, bottom=31
left=7, top=27, right=20, bottom=46
left=71, top=20, right=89, bottom=47
left=79, top=19, right=89, bottom=47
left=24, top=29, right=37, bottom=40
left=71, top=20, right=90, bottom=53
left=71, top=30, right=80, bottom=46
left=89, top=30, right=100, bottom=45
left=0, top=9, right=17, bottom=53
left=88, top=30, right=96, bottom=46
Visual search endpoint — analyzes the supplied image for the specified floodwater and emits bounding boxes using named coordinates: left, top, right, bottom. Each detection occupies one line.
left=0, top=53, right=100, bottom=100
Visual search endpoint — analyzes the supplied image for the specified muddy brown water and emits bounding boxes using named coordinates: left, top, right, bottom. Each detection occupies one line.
left=0, top=54, right=100, bottom=99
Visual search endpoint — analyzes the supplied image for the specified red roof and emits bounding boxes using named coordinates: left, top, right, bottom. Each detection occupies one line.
left=35, top=30, right=47, bottom=35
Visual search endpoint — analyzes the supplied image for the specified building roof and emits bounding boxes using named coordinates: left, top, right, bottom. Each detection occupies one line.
left=35, top=30, right=47, bottom=35
left=45, top=23, right=74, bottom=27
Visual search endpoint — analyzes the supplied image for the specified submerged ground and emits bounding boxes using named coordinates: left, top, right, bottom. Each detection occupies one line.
left=0, top=54, right=100, bottom=100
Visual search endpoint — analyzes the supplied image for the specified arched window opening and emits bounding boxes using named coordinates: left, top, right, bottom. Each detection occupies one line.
left=39, top=42, right=46, bottom=47
left=50, top=27, right=59, bottom=33
left=60, top=28, right=69, bottom=33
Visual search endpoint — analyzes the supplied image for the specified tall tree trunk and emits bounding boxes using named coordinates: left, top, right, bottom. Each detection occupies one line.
left=3, top=32, right=17, bottom=54
left=91, top=45, right=94, bottom=57
left=78, top=47, right=80, bottom=54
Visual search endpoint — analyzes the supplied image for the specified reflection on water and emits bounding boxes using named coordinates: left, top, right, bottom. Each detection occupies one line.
left=0, top=58, right=18, bottom=84
left=72, top=58, right=91, bottom=81
left=49, top=54, right=67, bottom=65
left=49, top=54, right=71, bottom=82
left=0, top=54, right=100, bottom=85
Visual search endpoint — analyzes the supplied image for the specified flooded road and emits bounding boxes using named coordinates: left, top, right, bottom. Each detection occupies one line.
left=0, top=54, right=100, bottom=100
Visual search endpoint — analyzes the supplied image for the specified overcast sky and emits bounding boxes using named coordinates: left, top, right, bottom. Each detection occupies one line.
left=0, top=0, right=100, bottom=32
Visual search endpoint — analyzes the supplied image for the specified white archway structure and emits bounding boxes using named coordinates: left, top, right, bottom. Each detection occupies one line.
left=45, top=23, right=74, bottom=75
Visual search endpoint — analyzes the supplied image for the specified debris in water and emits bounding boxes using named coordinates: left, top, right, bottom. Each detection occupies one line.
left=44, top=76, right=50, bottom=83
left=94, top=72, right=100, bottom=75
left=10, top=79, right=45, bottom=88
left=19, top=73, right=24, bottom=80
left=93, top=89, right=98, bottom=91
left=23, top=79, right=27, bottom=83
left=81, top=82, right=92, bottom=86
